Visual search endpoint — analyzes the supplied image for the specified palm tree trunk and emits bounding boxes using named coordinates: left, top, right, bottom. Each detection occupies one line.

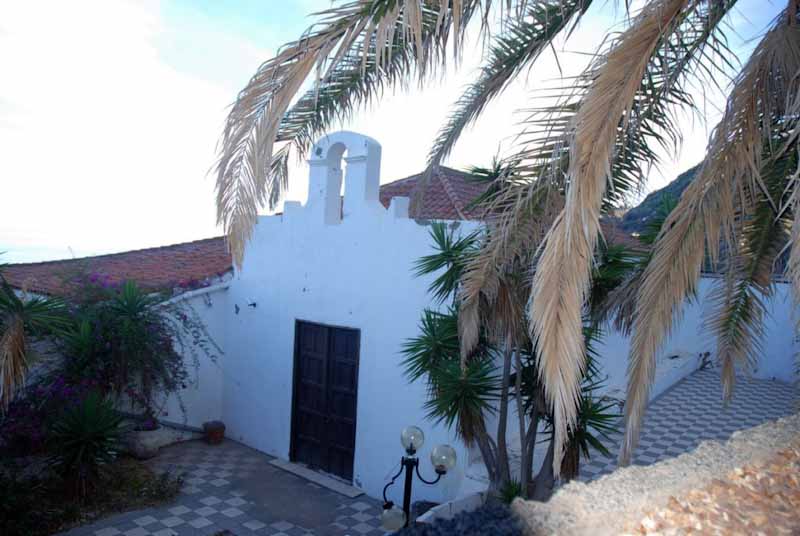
left=530, top=439, right=556, bottom=502
left=520, top=406, right=539, bottom=497
left=495, top=340, right=513, bottom=489
left=514, top=348, right=528, bottom=487
left=560, top=442, right=580, bottom=482
left=474, top=421, right=499, bottom=492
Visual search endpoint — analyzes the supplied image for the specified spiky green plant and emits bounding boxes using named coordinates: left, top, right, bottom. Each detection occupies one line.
left=403, top=221, right=625, bottom=497
left=0, top=276, right=70, bottom=411
left=218, top=0, right=800, bottom=474
left=47, top=391, right=124, bottom=499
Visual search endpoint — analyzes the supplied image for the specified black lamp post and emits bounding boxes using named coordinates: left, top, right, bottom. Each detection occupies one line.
left=381, top=426, right=457, bottom=531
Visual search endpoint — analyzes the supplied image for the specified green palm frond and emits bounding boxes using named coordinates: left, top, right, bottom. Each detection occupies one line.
left=413, top=222, right=481, bottom=303
left=588, top=242, right=641, bottom=326
left=597, top=194, right=678, bottom=334
left=0, top=278, right=71, bottom=410
left=427, top=0, right=593, bottom=171
left=707, top=146, right=796, bottom=399
left=401, top=307, right=460, bottom=384
left=423, top=358, right=500, bottom=443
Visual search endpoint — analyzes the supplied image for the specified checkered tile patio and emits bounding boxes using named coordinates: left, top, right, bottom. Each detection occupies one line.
left=579, top=368, right=798, bottom=481
left=59, top=368, right=796, bottom=535
left=58, top=440, right=386, bottom=536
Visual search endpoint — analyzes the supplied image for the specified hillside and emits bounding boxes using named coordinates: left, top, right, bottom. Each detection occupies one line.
left=621, top=164, right=700, bottom=233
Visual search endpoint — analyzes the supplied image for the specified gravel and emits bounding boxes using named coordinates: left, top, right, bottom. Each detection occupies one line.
left=397, top=504, right=524, bottom=536
left=512, top=411, right=800, bottom=535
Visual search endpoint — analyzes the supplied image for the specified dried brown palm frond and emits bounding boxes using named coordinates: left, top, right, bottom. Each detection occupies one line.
left=707, top=149, right=795, bottom=400
left=786, top=156, right=800, bottom=301
left=621, top=10, right=800, bottom=465
left=0, top=276, right=70, bottom=411
left=0, top=314, right=26, bottom=411
left=529, top=0, right=694, bottom=474
left=217, top=1, right=500, bottom=266
left=459, top=0, right=736, bottom=389
left=458, top=176, right=564, bottom=363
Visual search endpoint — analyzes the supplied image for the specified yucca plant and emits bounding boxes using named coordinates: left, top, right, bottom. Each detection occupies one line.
left=0, top=275, right=70, bottom=411
left=218, top=0, right=800, bottom=474
left=403, top=222, right=624, bottom=499
left=47, top=391, right=124, bottom=499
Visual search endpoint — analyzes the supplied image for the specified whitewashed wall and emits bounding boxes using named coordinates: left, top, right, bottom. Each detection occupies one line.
left=596, top=276, right=798, bottom=401
left=220, top=132, right=479, bottom=503
left=166, top=131, right=798, bottom=503
left=159, top=286, right=229, bottom=429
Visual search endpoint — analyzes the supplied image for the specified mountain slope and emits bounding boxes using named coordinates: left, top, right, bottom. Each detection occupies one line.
left=621, top=164, right=700, bottom=233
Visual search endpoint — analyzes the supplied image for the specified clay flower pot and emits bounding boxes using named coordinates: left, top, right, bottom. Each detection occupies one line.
left=203, top=421, right=226, bottom=445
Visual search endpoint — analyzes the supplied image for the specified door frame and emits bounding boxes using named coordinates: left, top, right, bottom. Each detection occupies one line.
left=289, top=319, right=361, bottom=481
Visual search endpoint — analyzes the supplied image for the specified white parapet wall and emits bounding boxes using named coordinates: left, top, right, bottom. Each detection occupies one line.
left=221, top=131, right=480, bottom=503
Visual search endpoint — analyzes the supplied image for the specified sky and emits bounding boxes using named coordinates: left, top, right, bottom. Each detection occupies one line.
left=0, top=0, right=782, bottom=263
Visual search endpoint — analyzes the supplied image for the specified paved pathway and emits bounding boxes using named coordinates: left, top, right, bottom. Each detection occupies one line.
left=580, top=368, right=798, bottom=481
left=61, top=368, right=796, bottom=535
left=61, top=440, right=386, bottom=536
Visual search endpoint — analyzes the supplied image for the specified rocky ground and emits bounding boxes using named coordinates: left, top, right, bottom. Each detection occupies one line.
left=512, top=411, right=800, bottom=535
left=630, top=442, right=800, bottom=534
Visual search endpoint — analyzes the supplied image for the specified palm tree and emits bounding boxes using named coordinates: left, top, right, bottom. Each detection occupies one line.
left=0, top=272, right=70, bottom=411
left=402, top=221, right=620, bottom=499
left=217, top=0, right=800, bottom=474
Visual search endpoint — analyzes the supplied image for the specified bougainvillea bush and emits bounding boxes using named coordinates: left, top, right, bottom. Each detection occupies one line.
left=0, top=275, right=221, bottom=452
left=0, top=376, right=100, bottom=456
left=62, top=278, right=221, bottom=425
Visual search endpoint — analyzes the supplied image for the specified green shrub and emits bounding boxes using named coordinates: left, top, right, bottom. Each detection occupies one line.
left=47, top=392, right=124, bottom=498
left=0, top=467, right=50, bottom=535
left=499, top=479, right=524, bottom=505
left=60, top=279, right=220, bottom=422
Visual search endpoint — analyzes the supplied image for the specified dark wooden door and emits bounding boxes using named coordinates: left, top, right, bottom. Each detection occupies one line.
left=291, top=321, right=359, bottom=481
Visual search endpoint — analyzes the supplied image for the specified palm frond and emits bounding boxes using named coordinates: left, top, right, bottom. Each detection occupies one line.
left=601, top=194, right=678, bottom=335
left=0, top=278, right=70, bottom=410
left=529, top=0, right=698, bottom=475
left=217, top=0, right=495, bottom=266
left=459, top=0, right=737, bottom=369
left=423, top=358, right=500, bottom=444
left=413, top=222, right=481, bottom=303
left=0, top=314, right=26, bottom=411
left=401, top=307, right=460, bottom=384
left=708, top=148, right=795, bottom=399
left=426, top=0, right=593, bottom=171
left=621, top=12, right=800, bottom=465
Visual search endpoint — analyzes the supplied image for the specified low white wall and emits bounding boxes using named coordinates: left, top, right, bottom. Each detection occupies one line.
left=596, top=276, right=798, bottom=401
left=159, top=286, right=228, bottom=429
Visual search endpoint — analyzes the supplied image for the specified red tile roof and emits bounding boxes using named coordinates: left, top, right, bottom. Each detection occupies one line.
left=4, top=167, right=639, bottom=297
left=3, top=237, right=231, bottom=298
left=379, top=166, right=489, bottom=220
left=379, top=167, right=642, bottom=249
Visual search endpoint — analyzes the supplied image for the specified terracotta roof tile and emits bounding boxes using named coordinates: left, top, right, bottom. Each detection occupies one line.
left=3, top=237, right=231, bottom=297
left=379, top=166, right=488, bottom=220
left=5, top=167, right=640, bottom=297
